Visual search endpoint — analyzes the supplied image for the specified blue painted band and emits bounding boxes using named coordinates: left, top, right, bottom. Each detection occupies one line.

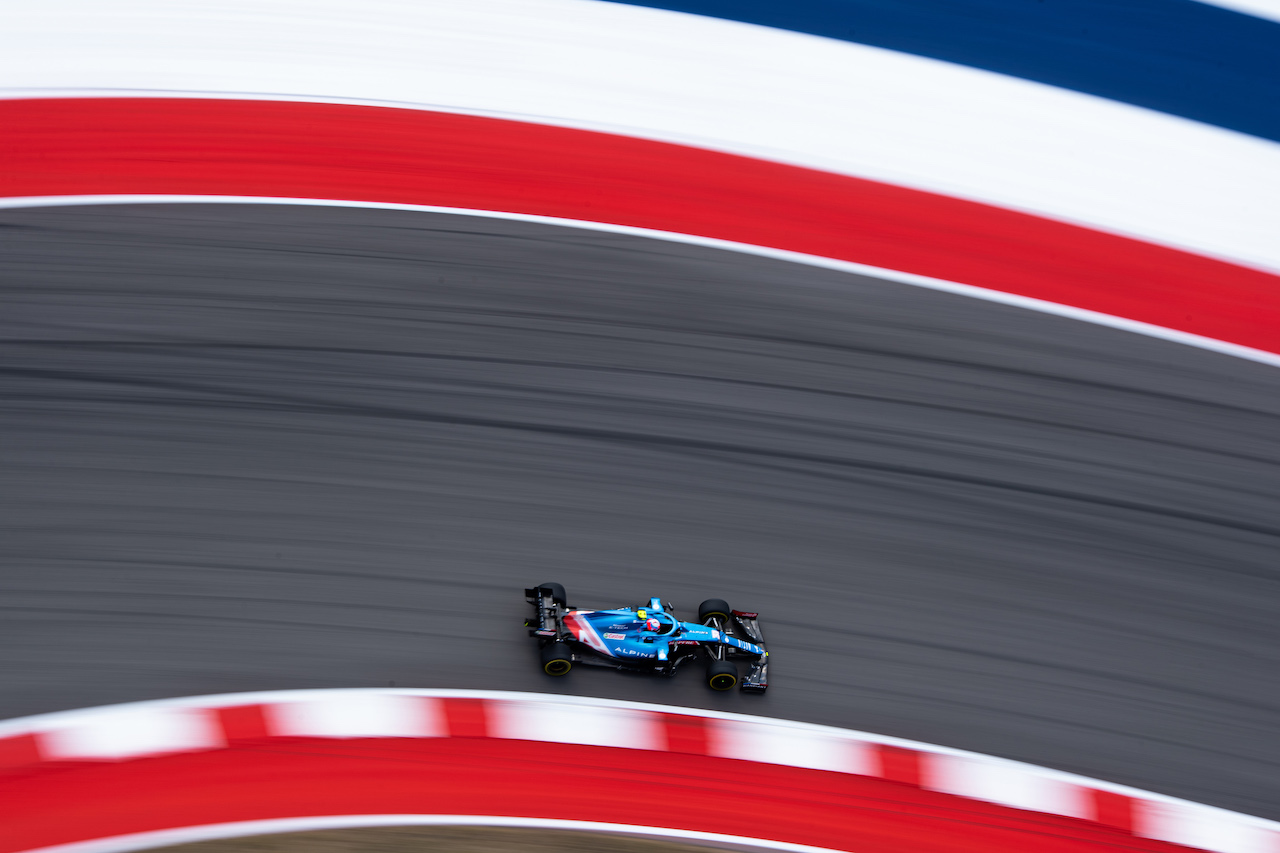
left=606, top=0, right=1280, bottom=143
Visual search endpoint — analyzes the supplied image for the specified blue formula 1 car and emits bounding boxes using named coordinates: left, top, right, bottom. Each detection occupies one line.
left=524, top=583, right=768, bottom=692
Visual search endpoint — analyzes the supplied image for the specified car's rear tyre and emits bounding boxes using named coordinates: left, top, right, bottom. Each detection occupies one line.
left=707, top=659, right=738, bottom=691
left=541, top=642, right=572, bottom=676
left=698, top=598, right=731, bottom=622
left=536, top=582, right=567, bottom=607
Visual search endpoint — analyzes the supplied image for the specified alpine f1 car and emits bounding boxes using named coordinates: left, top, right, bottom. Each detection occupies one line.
left=524, top=583, right=768, bottom=692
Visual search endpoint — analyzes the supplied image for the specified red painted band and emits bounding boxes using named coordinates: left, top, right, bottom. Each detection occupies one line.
left=2, top=97, right=1277, bottom=356
left=0, top=736, right=1193, bottom=853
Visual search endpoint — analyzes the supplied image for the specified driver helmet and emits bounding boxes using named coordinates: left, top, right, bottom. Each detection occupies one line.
left=644, top=617, right=661, bottom=632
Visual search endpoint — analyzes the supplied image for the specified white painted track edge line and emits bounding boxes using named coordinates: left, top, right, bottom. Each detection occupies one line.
left=4, top=686, right=1280, bottom=833
left=10, top=815, right=847, bottom=853
left=2, top=194, right=1276, bottom=370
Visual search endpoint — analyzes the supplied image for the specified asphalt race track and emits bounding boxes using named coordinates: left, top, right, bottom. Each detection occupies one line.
left=3, top=203, right=1279, bottom=819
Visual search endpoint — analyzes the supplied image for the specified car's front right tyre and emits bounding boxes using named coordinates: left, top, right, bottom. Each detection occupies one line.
left=541, top=641, right=573, bottom=676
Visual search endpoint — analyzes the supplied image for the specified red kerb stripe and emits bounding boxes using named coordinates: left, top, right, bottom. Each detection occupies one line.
left=660, top=712, right=709, bottom=755
left=0, top=734, right=41, bottom=772
left=1092, top=789, right=1137, bottom=833
left=217, top=705, right=271, bottom=742
left=442, top=698, right=489, bottom=738
left=877, top=744, right=925, bottom=787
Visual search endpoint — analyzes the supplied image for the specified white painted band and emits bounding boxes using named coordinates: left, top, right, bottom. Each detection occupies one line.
left=1, top=0, right=1277, bottom=274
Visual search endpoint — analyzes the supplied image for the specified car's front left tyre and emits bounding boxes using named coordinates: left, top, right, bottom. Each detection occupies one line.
left=707, top=659, right=737, bottom=691
left=698, top=598, right=731, bottom=623
left=541, top=641, right=573, bottom=676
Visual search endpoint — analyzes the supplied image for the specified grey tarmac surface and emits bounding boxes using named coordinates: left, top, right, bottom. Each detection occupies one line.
left=156, top=824, right=742, bottom=853
left=150, top=826, right=733, bottom=853
left=157, top=824, right=757, bottom=850
left=2, top=204, right=1279, bottom=818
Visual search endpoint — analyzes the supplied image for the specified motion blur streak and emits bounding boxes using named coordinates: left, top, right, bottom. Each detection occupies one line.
left=2, top=205, right=1278, bottom=821
left=1198, top=0, right=1280, bottom=22
left=9, top=692, right=1265, bottom=853
left=594, top=0, right=1280, bottom=141
left=2, top=0, right=1279, bottom=273
left=4, top=98, right=1278, bottom=357
left=3, top=818, right=849, bottom=853
left=7, top=689, right=1277, bottom=853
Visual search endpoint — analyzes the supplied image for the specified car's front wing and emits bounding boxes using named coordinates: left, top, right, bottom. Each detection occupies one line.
left=730, top=610, right=768, bottom=692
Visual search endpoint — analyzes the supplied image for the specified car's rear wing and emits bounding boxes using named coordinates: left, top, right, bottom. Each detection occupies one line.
left=732, top=610, right=768, bottom=693
left=524, top=587, right=563, bottom=639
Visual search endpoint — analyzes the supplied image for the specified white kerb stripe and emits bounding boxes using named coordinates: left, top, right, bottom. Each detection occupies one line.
left=487, top=700, right=662, bottom=750
left=923, top=753, right=1093, bottom=820
left=265, top=694, right=444, bottom=738
left=39, top=707, right=223, bottom=761
left=707, top=719, right=876, bottom=775
left=1135, top=800, right=1280, bottom=853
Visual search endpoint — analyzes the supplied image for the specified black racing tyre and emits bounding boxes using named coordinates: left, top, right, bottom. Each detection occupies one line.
left=698, top=598, right=731, bottom=622
left=541, top=641, right=572, bottom=676
left=707, top=659, right=738, bottom=691
left=536, top=582, right=567, bottom=607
